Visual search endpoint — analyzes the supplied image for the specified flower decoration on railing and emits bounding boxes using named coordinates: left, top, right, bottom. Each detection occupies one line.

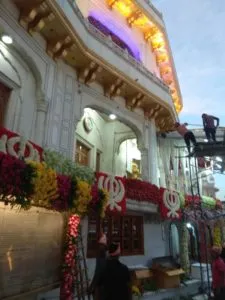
left=125, top=178, right=160, bottom=204
left=0, top=151, right=108, bottom=216
left=60, top=214, right=80, bottom=300
left=0, top=127, right=222, bottom=218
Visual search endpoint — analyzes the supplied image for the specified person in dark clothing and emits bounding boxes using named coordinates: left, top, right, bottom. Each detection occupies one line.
left=202, top=113, right=220, bottom=142
left=88, top=233, right=107, bottom=300
left=98, top=243, right=132, bottom=300
left=211, top=246, right=225, bottom=300
left=174, top=122, right=197, bottom=153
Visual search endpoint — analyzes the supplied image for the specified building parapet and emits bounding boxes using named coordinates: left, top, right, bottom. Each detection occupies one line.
left=134, top=0, right=164, bottom=27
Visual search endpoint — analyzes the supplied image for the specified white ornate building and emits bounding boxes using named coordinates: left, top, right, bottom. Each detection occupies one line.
left=0, top=0, right=202, bottom=298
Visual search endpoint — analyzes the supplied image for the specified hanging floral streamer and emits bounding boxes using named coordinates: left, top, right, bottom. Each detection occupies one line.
left=213, top=224, right=222, bottom=247
left=60, top=214, right=80, bottom=300
left=91, top=185, right=109, bottom=218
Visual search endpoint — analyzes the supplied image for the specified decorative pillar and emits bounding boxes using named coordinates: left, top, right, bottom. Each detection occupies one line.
left=148, top=119, right=159, bottom=186
left=35, top=92, right=48, bottom=146
left=140, top=147, right=149, bottom=181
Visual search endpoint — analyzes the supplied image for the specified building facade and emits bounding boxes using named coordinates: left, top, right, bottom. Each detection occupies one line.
left=1, top=0, right=216, bottom=299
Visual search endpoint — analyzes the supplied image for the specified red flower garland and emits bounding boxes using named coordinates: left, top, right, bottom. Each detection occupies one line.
left=60, top=214, right=80, bottom=300
left=125, top=178, right=160, bottom=204
left=53, top=175, right=72, bottom=211
left=0, top=152, right=35, bottom=207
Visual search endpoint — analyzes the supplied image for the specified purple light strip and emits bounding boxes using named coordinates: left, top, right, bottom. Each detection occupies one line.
left=89, top=10, right=141, bottom=61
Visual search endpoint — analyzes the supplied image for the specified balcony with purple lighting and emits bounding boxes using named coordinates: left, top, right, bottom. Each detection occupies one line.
left=52, top=0, right=175, bottom=112
left=88, top=12, right=141, bottom=62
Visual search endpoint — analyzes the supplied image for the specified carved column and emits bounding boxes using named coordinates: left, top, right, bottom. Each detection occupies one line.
left=148, top=119, right=159, bottom=186
left=35, top=92, right=48, bottom=146
left=140, top=147, right=149, bottom=181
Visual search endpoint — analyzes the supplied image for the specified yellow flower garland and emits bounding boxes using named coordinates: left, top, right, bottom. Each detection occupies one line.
left=28, top=162, right=58, bottom=207
left=73, top=180, right=92, bottom=216
left=213, top=225, right=222, bottom=247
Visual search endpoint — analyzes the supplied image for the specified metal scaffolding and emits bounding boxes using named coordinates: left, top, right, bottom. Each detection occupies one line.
left=184, top=140, right=225, bottom=296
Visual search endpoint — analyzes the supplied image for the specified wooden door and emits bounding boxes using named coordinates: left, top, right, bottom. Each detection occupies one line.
left=0, top=82, right=11, bottom=127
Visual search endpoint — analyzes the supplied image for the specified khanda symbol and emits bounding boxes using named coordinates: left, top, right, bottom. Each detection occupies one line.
left=163, top=189, right=180, bottom=218
left=98, top=175, right=125, bottom=211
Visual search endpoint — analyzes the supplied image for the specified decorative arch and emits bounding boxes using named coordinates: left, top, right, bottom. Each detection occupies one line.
left=11, top=43, right=44, bottom=97
left=0, top=42, right=44, bottom=95
left=169, top=222, right=180, bottom=259
left=79, top=99, right=144, bottom=149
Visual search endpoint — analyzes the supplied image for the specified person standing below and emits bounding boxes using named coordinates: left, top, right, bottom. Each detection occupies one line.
left=88, top=233, right=108, bottom=300
left=98, top=243, right=132, bottom=300
left=174, top=122, right=197, bottom=154
left=211, top=246, right=225, bottom=300
left=202, top=113, right=220, bottom=142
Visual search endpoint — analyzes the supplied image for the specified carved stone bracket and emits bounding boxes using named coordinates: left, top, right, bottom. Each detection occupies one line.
left=28, top=12, right=55, bottom=34
left=104, top=78, right=126, bottom=98
left=47, top=36, right=74, bottom=60
left=19, top=2, right=55, bottom=34
left=126, top=93, right=144, bottom=110
left=144, top=104, right=162, bottom=120
left=78, top=62, right=102, bottom=85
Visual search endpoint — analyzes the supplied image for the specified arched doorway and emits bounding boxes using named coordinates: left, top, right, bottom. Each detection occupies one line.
left=169, top=223, right=180, bottom=260
left=186, top=223, right=198, bottom=262
left=0, top=81, right=11, bottom=127
left=75, top=107, right=142, bottom=178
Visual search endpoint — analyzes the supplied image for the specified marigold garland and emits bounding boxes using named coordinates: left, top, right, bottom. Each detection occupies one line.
left=28, top=161, right=58, bottom=208
left=73, top=180, right=92, bottom=216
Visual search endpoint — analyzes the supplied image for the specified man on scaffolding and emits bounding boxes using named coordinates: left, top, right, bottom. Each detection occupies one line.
left=174, top=122, right=197, bottom=154
left=202, top=113, right=220, bottom=142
